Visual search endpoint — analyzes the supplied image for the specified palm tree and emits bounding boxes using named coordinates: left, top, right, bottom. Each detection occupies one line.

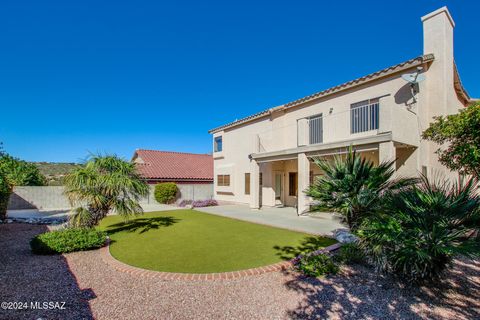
left=64, top=154, right=149, bottom=228
left=305, top=149, right=416, bottom=230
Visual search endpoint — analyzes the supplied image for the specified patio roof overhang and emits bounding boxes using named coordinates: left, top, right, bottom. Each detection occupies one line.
left=250, top=132, right=394, bottom=163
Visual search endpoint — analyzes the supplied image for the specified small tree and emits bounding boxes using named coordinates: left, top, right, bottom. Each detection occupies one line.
left=306, top=149, right=417, bottom=230
left=0, top=154, right=47, bottom=186
left=64, top=154, right=149, bottom=228
left=154, top=182, right=178, bottom=204
left=422, top=102, right=480, bottom=179
left=0, top=151, right=46, bottom=219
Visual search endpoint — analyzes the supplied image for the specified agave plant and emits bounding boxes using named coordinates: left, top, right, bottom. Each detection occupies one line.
left=64, top=154, right=149, bottom=228
left=306, top=149, right=416, bottom=230
left=359, top=176, right=480, bottom=283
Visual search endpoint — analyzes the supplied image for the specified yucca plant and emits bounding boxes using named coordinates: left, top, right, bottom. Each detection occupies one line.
left=359, top=176, right=480, bottom=283
left=306, top=149, right=417, bottom=230
left=64, top=154, right=149, bottom=228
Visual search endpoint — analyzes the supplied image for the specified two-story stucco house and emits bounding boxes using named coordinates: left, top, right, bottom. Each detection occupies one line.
left=208, top=7, right=474, bottom=214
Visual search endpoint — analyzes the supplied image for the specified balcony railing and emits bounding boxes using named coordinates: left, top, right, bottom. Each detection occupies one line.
left=308, top=115, right=323, bottom=145
left=350, top=99, right=379, bottom=134
left=254, top=99, right=393, bottom=154
left=297, top=115, right=323, bottom=147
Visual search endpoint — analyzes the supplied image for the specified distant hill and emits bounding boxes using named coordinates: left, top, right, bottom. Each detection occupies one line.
left=33, top=162, right=83, bottom=186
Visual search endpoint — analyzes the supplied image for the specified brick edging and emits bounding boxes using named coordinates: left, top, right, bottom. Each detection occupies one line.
left=100, top=241, right=341, bottom=281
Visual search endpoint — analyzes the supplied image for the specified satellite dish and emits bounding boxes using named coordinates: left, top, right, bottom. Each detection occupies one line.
left=401, top=68, right=425, bottom=105
left=401, top=72, right=425, bottom=84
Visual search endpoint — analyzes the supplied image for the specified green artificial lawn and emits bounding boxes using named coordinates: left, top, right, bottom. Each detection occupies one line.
left=98, top=210, right=336, bottom=273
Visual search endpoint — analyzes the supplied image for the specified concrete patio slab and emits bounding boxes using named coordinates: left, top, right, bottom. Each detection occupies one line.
left=195, top=204, right=345, bottom=236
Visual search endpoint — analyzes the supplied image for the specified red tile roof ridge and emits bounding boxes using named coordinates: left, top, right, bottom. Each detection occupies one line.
left=135, top=148, right=211, bottom=156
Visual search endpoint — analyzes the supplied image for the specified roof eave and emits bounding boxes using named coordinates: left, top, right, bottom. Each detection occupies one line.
left=453, top=61, right=472, bottom=106
left=208, top=54, right=434, bottom=134
left=141, top=177, right=213, bottom=181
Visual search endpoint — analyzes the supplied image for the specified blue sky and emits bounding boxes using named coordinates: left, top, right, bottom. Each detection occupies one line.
left=1, top=0, right=478, bottom=163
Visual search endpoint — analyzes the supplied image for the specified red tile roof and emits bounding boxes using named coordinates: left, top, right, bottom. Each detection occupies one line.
left=133, top=149, right=213, bottom=182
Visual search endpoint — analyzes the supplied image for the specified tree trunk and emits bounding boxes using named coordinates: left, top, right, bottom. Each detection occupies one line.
left=0, top=187, right=12, bottom=220
left=88, top=206, right=110, bottom=227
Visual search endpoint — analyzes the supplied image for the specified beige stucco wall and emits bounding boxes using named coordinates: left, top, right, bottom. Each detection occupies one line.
left=212, top=119, right=269, bottom=204
left=212, top=68, right=427, bottom=205
left=211, top=7, right=468, bottom=207
left=418, top=7, right=465, bottom=182
left=261, top=75, right=422, bottom=153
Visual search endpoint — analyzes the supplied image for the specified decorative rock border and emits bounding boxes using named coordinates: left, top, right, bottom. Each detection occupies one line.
left=0, top=217, right=66, bottom=225
left=100, top=241, right=342, bottom=281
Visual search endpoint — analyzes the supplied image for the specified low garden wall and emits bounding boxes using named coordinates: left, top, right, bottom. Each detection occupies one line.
left=8, top=186, right=70, bottom=210
left=8, top=183, right=214, bottom=210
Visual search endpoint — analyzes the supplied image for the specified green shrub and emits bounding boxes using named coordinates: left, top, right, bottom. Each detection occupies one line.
left=154, top=182, right=178, bottom=204
left=0, top=173, right=12, bottom=220
left=30, top=228, right=107, bottom=254
left=0, top=153, right=47, bottom=186
left=422, top=101, right=480, bottom=179
left=334, top=243, right=365, bottom=265
left=358, top=176, right=480, bottom=283
left=295, top=253, right=339, bottom=277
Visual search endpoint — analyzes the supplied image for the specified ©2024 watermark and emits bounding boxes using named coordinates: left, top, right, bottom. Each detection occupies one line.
left=1, top=301, right=66, bottom=311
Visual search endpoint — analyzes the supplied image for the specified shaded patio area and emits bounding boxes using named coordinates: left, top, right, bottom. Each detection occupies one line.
left=196, top=204, right=344, bottom=235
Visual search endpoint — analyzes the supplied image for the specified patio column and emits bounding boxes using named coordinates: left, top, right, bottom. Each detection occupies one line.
left=379, top=141, right=396, bottom=164
left=297, top=152, right=310, bottom=214
left=250, top=160, right=260, bottom=209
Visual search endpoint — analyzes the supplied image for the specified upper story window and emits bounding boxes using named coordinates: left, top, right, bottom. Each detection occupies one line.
left=214, top=136, right=223, bottom=152
left=351, top=98, right=379, bottom=134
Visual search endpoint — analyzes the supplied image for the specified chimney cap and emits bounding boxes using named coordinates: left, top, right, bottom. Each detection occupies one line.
left=421, top=6, right=455, bottom=27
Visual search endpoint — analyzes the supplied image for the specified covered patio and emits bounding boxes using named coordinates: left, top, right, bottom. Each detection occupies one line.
left=249, top=133, right=417, bottom=214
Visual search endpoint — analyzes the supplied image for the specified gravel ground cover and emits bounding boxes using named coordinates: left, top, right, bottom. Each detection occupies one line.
left=1, top=223, right=479, bottom=320
left=0, top=223, right=94, bottom=319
